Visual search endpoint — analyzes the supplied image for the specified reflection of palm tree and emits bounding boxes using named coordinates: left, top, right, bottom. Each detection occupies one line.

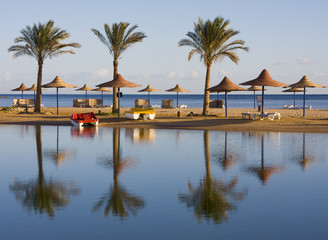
left=9, top=126, right=80, bottom=218
left=246, top=133, right=283, bottom=185
left=93, top=128, right=144, bottom=219
left=179, top=130, right=247, bottom=224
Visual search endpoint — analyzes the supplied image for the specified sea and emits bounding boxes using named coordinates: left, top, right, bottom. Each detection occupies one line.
left=1, top=93, right=328, bottom=109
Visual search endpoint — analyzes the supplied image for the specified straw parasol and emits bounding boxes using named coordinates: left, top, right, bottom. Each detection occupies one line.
left=91, top=86, right=112, bottom=108
left=282, top=87, right=305, bottom=109
left=75, top=84, right=93, bottom=99
left=97, top=74, right=141, bottom=117
left=165, top=84, right=190, bottom=106
left=248, top=85, right=266, bottom=109
left=207, top=76, right=247, bottom=117
left=42, top=76, right=77, bottom=115
left=11, top=83, right=27, bottom=99
left=25, top=84, right=45, bottom=101
left=138, top=84, right=160, bottom=106
left=240, top=69, right=287, bottom=114
left=288, top=75, right=326, bottom=117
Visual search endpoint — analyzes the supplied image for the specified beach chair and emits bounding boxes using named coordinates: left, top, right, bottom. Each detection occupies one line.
left=161, top=99, right=173, bottom=109
left=259, top=112, right=281, bottom=120
left=135, top=99, right=149, bottom=108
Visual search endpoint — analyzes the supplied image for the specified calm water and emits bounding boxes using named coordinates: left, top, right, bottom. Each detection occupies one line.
left=1, top=93, right=328, bottom=109
left=1, top=125, right=328, bottom=239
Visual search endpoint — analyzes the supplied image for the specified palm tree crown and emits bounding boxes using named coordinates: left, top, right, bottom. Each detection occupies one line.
left=178, top=17, right=248, bottom=115
left=8, top=20, right=81, bottom=112
left=91, top=22, right=146, bottom=113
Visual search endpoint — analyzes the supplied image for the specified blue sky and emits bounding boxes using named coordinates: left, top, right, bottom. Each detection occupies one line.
left=1, top=0, right=327, bottom=94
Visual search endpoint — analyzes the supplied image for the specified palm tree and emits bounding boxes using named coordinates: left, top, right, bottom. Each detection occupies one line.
left=8, top=20, right=81, bottom=112
left=178, top=17, right=249, bottom=115
left=91, top=22, right=146, bottom=113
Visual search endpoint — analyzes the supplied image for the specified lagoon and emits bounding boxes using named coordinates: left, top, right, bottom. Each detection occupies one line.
left=1, top=125, right=328, bottom=239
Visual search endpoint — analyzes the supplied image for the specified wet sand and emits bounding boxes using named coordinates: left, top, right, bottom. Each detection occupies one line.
left=0, top=107, right=327, bottom=133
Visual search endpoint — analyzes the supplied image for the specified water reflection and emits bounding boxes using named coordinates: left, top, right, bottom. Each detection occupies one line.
left=43, top=126, right=74, bottom=166
left=71, top=126, right=98, bottom=138
left=296, top=133, right=316, bottom=170
left=93, top=128, right=145, bottom=219
left=178, top=130, right=247, bottom=224
left=125, top=128, right=155, bottom=143
left=9, top=126, right=80, bottom=218
left=245, top=132, right=284, bottom=185
left=213, top=131, right=238, bottom=170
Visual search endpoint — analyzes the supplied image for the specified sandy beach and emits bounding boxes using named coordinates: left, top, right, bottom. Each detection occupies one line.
left=0, top=106, right=327, bottom=133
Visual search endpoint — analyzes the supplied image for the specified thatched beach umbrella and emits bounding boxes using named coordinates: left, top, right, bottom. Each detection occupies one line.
left=97, top=74, right=141, bottom=117
left=248, top=85, right=266, bottom=109
left=91, top=86, right=112, bottom=108
left=42, top=76, right=77, bottom=115
left=288, top=75, right=326, bottom=117
left=240, top=69, right=287, bottom=114
left=207, top=76, right=247, bottom=117
left=166, top=84, right=190, bottom=106
left=282, top=87, right=305, bottom=109
left=138, top=84, right=160, bottom=106
left=75, top=84, right=93, bottom=99
left=25, top=84, right=45, bottom=101
left=11, top=83, right=27, bottom=99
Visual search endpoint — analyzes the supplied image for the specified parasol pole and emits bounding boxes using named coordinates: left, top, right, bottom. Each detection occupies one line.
left=85, top=90, right=88, bottom=99
left=176, top=92, right=179, bottom=106
left=56, top=87, right=59, bottom=115
left=261, top=86, right=264, bottom=114
left=118, top=87, right=121, bottom=118
left=303, top=87, right=306, bottom=117
left=101, top=91, right=104, bottom=108
left=225, top=90, right=228, bottom=118
left=148, top=91, right=150, bottom=107
left=253, top=91, right=256, bottom=109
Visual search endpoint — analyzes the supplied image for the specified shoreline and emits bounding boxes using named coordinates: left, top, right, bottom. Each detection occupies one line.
left=0, top=107, right=328, bottom=133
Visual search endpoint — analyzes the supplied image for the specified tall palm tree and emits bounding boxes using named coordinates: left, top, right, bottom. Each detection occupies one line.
left=178, top=17, right=249, bottom=115
left=8, top=20, right=81, bottom=112
left=91, top=22, right=146, bottom=113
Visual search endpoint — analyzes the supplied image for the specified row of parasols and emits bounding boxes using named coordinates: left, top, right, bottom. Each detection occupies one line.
left=11, top=69, right=326, bottom=117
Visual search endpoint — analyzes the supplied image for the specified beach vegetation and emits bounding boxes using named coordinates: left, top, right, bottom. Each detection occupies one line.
left=91, top=22, right=147, bottom=114
left=8, top=20, right=81, bottom=113
left=178, top=17, right=249, bottom=115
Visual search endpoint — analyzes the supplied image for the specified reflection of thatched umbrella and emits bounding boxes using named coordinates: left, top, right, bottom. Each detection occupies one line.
left=216, top=131, right=237, bottom=170
left=208, top=76, right=247, bottom=117
left=11, top=83, right=27, bottom=99
left=248, top=85, right=266, bottom=109
left=138, top=84, right=160, bottom=106
left=282, top=87, right=305, bottom=109
left=42, top=76, right=77, bottom=115
left=97, top=74, right=141, bottom=118
left=288, top=76, right=326, bottom=117
left=44, top=126, right=73, bottom=166
left=91, top=87, right=112, bottom=108
left=246, top=133, right=283, bottom=185
left=240, top=69, right=287, bottom=114
left=166, top=84, right=190, bottom=106
left=25, top=84, right=46, bottom=101
left=75, top=84, right=93, bottom=99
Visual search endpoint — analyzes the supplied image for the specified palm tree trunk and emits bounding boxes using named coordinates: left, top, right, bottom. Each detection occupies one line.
left=34, top=61, right=43, bottom=113
left=202, top=65, right=211, bottom=115
left=112, top=59, right=119, bottom=114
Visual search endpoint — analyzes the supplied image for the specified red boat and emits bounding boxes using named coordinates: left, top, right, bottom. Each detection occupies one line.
left=70, top=112, right=99, bottom=128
